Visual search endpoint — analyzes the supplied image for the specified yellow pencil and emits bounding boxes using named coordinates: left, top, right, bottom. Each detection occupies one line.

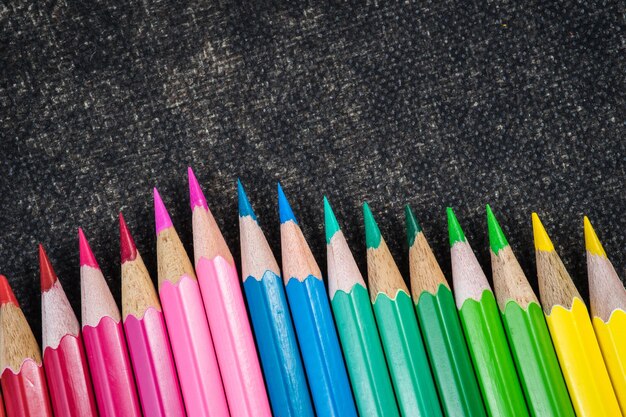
left=532, top=213, right=620, bottom=416
left=584, top=216, right=626, bottom=414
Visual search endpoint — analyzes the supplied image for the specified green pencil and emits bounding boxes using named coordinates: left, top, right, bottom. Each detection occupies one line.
left=405, top=206, right=486, bottom=417
left=447, top=208, right=529, bottom=417
left=364, top=203, right=442, bottom=417
left=324, top=198, right=400, bottom=417
left=486, top=205, right=574, bottom=417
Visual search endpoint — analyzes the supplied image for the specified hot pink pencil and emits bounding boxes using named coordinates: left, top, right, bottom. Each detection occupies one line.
left=120, top=213, right=185, bottom=417
left=79, top=228, right=142, bottom=417
left=154, top=188, right=230, bottom=416
left=188, top=168, right=271, bottom=417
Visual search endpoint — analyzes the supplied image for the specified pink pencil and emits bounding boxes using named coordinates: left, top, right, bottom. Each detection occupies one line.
left=188, top=168, right=271, bottom=417
left=120, top=214, right=185, bottom=417
left=79, top=228, right=142, bottom=417
left=154, top=188, right=230, bottom=416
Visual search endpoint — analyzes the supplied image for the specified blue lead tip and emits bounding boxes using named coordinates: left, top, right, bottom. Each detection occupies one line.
left=277, top=182, right=298, bottom=225
left=237, top=179, right=257, bottom=221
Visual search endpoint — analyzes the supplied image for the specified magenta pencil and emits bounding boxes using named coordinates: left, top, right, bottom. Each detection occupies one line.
left=188, top=168, right=271, bottom=417
left=79, top=228, right=142, bottom=417
left=154, top=188, right=230, bottom=416
left=120, top=214, right=185, bottom=417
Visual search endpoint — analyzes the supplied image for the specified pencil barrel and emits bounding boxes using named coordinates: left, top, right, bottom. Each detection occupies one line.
left=332, top=284, right=400, bottom=417
left=458, top=291, right=528, bottom=417
left=124, top=307, right=185, bottom=417
left=286, top=276, right=357, bottom=417
left=415, top=285, right=486, bottom=417
left=501, top=302, right=574, bottom=416
left=196, top=256, right=271, bottom=417
left=373, top=290, right=443, bottom=417
left=593, top=311, right=626, bottom=415
left=43, top=334, right=98, bottom=417
left=243, top=270, right=314, bottom=417
left=1, top=360, right=53, bottom=417
left=546, top=298, right=621, bottom=416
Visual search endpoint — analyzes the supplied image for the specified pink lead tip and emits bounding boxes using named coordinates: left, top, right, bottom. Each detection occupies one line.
left=119, top=213, right=138, bottom=263
left=78, top=228, right=100, bottom=269
left=153, top=187, right=174, bottom=234
left=187, top=167, right=208, bottom=211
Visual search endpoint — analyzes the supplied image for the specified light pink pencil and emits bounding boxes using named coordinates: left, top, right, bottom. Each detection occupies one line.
left=188, top=168, right=271, bottom=417
left=154, top=187, right=230, bottom=417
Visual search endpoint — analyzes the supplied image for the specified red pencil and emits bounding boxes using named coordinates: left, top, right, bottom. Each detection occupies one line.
left=0, top=387, right=6, bottom=417
left=40, top=245, right=98, bottom=416
left=120, top=213, right=185, bottom=416
left=0, top=275, right=53, bottom=417
left=79, top=228, right=142, bottom=417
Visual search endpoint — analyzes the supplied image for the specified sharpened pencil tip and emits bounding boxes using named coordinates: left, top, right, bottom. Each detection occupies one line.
left=404, top=205, right=422, bottom=247
left=277, top=182, right=298, bottom=224
left=363, top=202, right=382, bottom=249
left=532, top=213, right=554, bottom=252
left=188, top=167, right=208, bottom=211
left=584, top=216, right=606, bottom=258
left=237, top=180, right=257, bottom=221
left=323, top=196, right=341, bottom=244
left=78, top=228, right=100, bottom=269
left=153, top=188, right=173, bottom=234
left=39, top=244, right=58, bottom=292
left=119, top=213, right=138, bottom=263
left=486, top=205, right=509, bottom=254
left=0, top=275, right=18, bottom=307
left=446, top=207, right=466, bottom=247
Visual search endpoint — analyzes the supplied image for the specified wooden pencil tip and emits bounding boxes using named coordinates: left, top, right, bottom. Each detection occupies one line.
left=486, top=205, right=509, bottom=254
left=277, top=182, right=298, bottom=225
left=323, top=196, right=341, bottom=244
left=404, top=205, right=422, bottom=247
left=238, top=180, right=257, bottom=221
left=583, top=216, right=606, bottom=258
left=153, top=187, right=173, bottom=234
left=188, top=166, right=208, bottom=211
left=363, top=202, right=382, bottom=249
left=0, top=275, right=19, bottom=307
left=119, top=213, right=138, bottom=263
left=78, top=228, right=100, bottom=269
left=532, top=213, right=554, bottom=252
left=39, top=244, right=58, bottom=292
left=446, top=207, right=466, bottom=247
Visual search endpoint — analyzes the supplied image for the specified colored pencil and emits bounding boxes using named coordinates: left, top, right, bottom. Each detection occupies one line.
left=405, top=205, right=486, bottom=417
left=325, top=198, right=400, bottom=417
left=278, top=183, right=357, bottom=417
left=188, top=168, right=271, bottom=417
left=584, top=216, right=626, bottom=414
left=447, top=208, right=529, bottom=417
left=79, top=228, right=142, bottom=417
left=486, top=206, right=574, bottom=416
left=238, top=181, right=315, bottom=417
left=533, top=213, right=620, bottom=416
left=39, top=245, right=98, bottom=417
left=0, top=388, right=5, bottom=417
left=119, top=213, right=185, bottom=417
left=154, top=187, right=229, bottom=416
left=0, top=275, right=53, bottom=417
left=364, top=203, right=442, bottom=417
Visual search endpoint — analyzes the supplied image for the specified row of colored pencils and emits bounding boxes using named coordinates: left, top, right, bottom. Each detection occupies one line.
left=0, top=171, right=624, bottom=417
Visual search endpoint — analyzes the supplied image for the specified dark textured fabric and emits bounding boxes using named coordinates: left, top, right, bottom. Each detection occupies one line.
left=1, top=2, right=624, bottom=343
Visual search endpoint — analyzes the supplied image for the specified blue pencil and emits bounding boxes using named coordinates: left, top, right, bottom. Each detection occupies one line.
left=277, top=183, right=358, bottom=417
left=237, top=181, right=315, bottom=417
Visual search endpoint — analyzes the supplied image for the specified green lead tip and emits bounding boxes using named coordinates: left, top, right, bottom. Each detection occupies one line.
left=404, top=205, right=422, bottom=247
left=323, top=196, right=341, bottom=244
left=446, top=207, right=466, bottom=247
left=363, top=202, right=382, bottom=249
left=486, top=204, right=509, bottom=254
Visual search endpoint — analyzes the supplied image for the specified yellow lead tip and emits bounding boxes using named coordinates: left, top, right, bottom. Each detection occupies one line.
left=583, top=216, right=606, bottom=258
left=532, top=213, right=554, bottom=252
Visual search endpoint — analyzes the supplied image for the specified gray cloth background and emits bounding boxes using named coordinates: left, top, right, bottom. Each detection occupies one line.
left=1, top=2, right=624, bottom=344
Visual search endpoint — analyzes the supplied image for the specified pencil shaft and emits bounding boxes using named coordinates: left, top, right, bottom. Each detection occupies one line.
left=159, top=275, right=229, bottom=417
left=286, top=276, right=357, bottom=417
left=332, top=284, right=400, bottom=417
left=244, top=271, right=315, bottom=417
left=83, top=317, right=141, bottom=417
left=196, top=256, right=271, bottom=417
left=1, top=360, right=52, bottom=417
left=501, top=302, right=574, bottom=416
left=415, top=285, right=486, bottom=417
left=373, top=290, right=442, bottom=417
left=593, top=311, right=626, bottom=414
left=124, top=307, right=185, bottom=417
left=459, top=291, right=528, bottom=417
left=43, top=334, right=98, bottom=417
